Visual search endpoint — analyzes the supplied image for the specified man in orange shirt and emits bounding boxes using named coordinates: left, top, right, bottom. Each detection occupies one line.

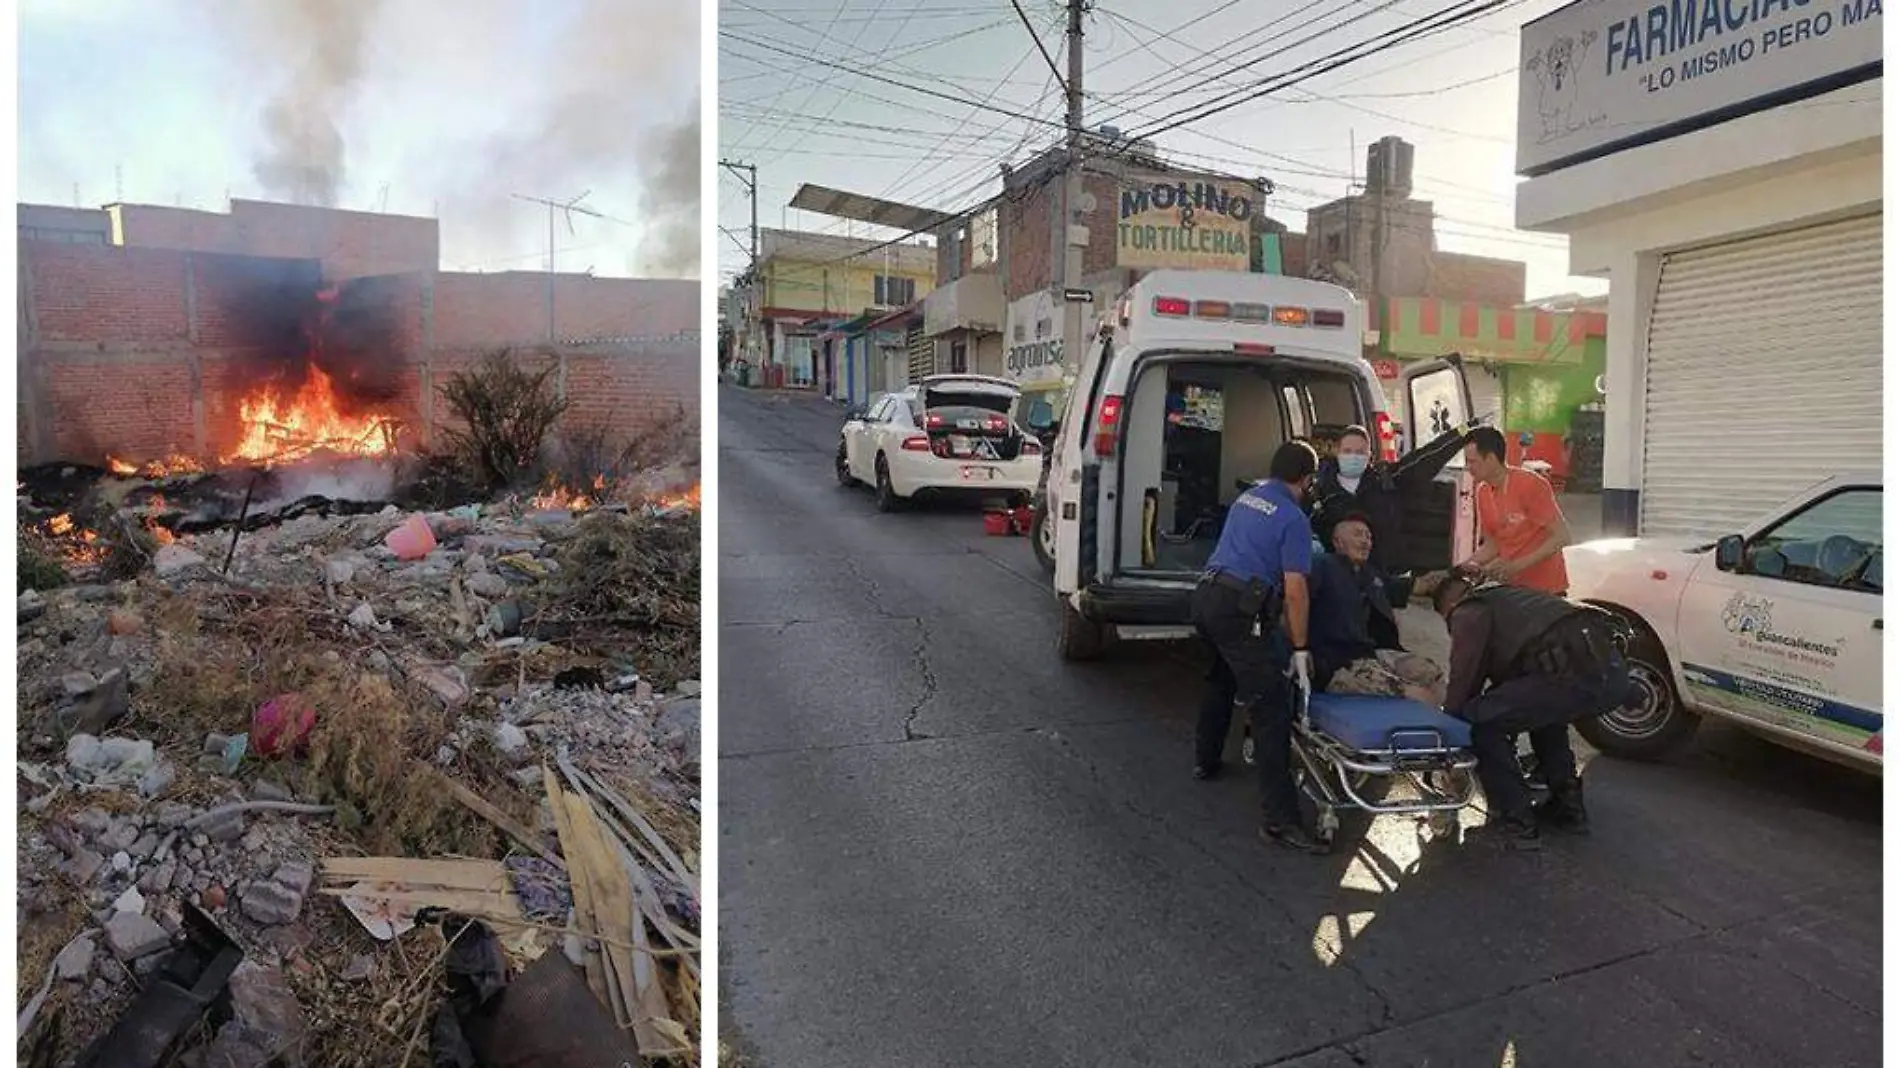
left=1458, top=425, right=1574, bottom=789
left=1460, top=427, right=1572, bottom=594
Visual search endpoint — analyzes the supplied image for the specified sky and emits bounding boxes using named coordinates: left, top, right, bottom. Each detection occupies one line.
left=717, top=0, right=1608, bottom=301
left=18, top=0, right=702, bottom=278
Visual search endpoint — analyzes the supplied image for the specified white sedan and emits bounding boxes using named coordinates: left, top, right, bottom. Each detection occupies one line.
left=1565, top=473, right=1881, bottom=772
left=835, top=375, right=1043, bottom=512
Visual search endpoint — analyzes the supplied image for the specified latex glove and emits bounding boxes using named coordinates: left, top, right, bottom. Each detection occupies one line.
left=1288, top=650, right=1314, bottom=692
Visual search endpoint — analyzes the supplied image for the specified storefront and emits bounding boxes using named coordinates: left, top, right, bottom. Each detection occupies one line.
left=1514, top=0, right=1881, bottom=536
left=1375, top=297, right=1606, bottom=479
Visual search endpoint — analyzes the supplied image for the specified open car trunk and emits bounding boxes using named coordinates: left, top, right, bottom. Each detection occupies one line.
left=1113, top=356, right=1372, bottom=577
left=921, top=381, right=1024, bottom=461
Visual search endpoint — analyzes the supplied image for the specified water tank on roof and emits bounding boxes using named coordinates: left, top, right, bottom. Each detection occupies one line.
left=1366, top=136, right=1414, bottom=198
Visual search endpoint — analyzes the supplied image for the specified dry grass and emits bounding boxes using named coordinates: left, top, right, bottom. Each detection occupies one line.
left=536, top=512, right=701, bottom=688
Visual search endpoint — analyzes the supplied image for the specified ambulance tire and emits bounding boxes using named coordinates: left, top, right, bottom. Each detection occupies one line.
left=1575, top=626, right=1700, bottom=761
left=1030, top=495, right=1056, bottom=573
left=1056, top=599, right=1107, bottom=661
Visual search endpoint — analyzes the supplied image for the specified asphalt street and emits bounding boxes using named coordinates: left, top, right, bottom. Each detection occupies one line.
left=717, top=385, right=1881, bottom=1068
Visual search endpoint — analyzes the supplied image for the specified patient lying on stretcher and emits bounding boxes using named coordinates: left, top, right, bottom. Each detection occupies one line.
left=1307, top=514, right=1447, bottom=707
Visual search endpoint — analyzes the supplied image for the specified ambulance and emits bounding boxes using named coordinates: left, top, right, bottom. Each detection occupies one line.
left=1041, top=270, right=1476, bottom=659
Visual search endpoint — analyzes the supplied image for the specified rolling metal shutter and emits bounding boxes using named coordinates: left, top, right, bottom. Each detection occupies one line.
left=1640, top=213, right=1882, bottom=537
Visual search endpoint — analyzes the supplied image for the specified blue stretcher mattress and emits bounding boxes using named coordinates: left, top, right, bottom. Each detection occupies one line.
left=1306, top=693, right=1472, bottom=751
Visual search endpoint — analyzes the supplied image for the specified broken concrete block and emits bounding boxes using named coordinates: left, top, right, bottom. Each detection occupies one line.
left=153, top=544, right=207, bottom=578
left=104, top=911, right=171, bottom=960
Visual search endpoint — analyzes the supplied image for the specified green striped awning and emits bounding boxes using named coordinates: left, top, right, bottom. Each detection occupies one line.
left=1377, top=297, right=1606, bottom=364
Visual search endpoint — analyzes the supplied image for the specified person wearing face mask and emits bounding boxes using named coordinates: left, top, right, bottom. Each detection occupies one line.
left=1310, top=423, right=1467, bottom=578
left=1191, top=440, right=1327, bottom=854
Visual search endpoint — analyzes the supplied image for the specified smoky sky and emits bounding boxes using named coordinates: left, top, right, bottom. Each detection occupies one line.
left=245, top=0, right=383, bottom=209
left=21, top=0, right=701, bottom=280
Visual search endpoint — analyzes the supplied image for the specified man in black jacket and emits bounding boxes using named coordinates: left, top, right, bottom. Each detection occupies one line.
left=1428, top=568, right=1633, bottom=848
left=1310, top=513, right=1444, bottom=705
left=1310, top=423, right=1468, bottom=576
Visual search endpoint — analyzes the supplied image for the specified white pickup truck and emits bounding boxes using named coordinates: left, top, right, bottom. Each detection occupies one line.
left=1564, top=473, right=1882, bottom=772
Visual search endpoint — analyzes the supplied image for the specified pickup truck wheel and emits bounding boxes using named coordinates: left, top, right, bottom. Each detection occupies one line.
left=1056, top=599, right=1107, bottom=660
left=1030, top=496, right=1056, bottom=573
left=1576, top=637, right=1700, bottom=760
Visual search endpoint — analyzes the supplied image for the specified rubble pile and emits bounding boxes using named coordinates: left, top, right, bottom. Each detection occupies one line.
left=17, top=484, right=702, bottom=1067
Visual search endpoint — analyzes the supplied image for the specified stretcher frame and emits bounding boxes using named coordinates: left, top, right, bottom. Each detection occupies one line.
left=1246, top=684, right=1479, bottom=850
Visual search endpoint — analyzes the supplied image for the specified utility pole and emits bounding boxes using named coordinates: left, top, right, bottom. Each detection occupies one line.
left=718, top=160, right=759, bottom=275
left=720, top=159, right=761, bottom=371
left=511, top=191, right=601, bottom=343
left=1058, top=0, right=1088, bottom=395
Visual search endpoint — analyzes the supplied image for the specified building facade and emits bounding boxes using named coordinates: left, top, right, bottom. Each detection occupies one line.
left=1514, top=0, right=1881, bottom=536
left=732, top=228, right=935, bottom=390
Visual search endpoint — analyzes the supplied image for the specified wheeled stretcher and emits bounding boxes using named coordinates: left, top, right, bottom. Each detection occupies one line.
left=1246, top=687, right=1479, bottom=850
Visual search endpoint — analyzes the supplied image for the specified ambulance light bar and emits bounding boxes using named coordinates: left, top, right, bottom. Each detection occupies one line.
left=1145, top=294, right=1345, bottom=329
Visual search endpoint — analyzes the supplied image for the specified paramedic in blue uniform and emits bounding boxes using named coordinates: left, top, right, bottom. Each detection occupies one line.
left=1191, top=440, right=1327, bottom=854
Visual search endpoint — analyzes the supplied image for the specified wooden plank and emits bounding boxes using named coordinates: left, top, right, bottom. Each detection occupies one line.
left=436, top=771, right=566, bottom=872
left=565, top=790, right=675, bottom=1055
left=319, top=857, right=510, bottom=891
left=315, top=887, right=525, bottom=926
left=545, top=769, right=609, bottom=1007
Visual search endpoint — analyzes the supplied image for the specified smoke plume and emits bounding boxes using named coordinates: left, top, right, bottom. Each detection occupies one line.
left=636, top=105, right=701, bottom=278
left=246, top=0, right=383, bottom=207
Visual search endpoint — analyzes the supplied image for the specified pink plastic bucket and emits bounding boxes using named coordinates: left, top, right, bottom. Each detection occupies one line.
left=385, top=513, right=437, bottom=560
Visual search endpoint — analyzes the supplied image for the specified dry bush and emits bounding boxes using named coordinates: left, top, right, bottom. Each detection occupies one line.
left=438, top=350, right=569, bottom=492
left=537, top=512, right=700, bottom=687
left=300, top=668, right=493, bottom=857
left=18, top=537, right=67, bottom=591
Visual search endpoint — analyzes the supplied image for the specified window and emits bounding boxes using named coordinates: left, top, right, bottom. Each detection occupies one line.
left=970, top=209, right=998, bottom=269
left=950, top=341, right=968, bottom=374
left=874, top=274, right=916, bottom=307
left=1326, top=233, right=1342, bottom=257
left=1281, top=386, right=1310, bottom=440
left=1745, top=488, right=1882, bottom=591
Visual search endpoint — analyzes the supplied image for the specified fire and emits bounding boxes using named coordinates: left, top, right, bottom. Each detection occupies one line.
left=43, top=513, right=106, bottom=565
left=226, top=363, right=398, bottom=465
left=145, top=495, right=177, bottom=545
left=649, top=484, right=701, bottom=513
left=106, top=454, right=205, bottom=479
left=530, top=472, right=603, bottom=512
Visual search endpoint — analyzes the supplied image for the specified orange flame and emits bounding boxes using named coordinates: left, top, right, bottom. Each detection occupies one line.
left=226, top=363, right=398, bottom=466
left=106, top=454, right=205, bottom=479
left=530, top=472, right=603, bottom=512
left=44, top=513, right=106, bottom=564
left=650, top=484, right=701, bottom=512
left=145, top=495, right=177, bottom=545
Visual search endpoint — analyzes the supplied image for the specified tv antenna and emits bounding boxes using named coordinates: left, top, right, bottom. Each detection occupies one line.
left=513, top=190, right=607, bottom=341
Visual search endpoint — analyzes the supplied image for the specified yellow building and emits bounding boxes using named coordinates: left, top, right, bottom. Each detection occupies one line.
left=736, top=228, right=934, bottom=388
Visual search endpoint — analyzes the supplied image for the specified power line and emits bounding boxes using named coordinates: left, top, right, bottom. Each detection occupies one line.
left=719, top=30, right=1061, bottom=130
left=1121, top=0, right=1515, bottom=142
left=1010, top=0, right=1070, bottom=94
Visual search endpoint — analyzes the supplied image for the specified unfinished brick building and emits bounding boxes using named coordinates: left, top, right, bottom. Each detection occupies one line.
left=16, top=200, right=698, bottom=466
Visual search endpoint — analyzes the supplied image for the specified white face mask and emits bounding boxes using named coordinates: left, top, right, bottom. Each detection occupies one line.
left=1337, top=453, right=1370, bottom=479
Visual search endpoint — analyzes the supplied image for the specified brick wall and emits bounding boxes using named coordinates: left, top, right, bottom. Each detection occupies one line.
left=1422, top=251, right=1526, bottom=306
left=109, top=200, right=439, bottom=282
left=433, top=273, right=699, bottom=346
left=1003, top=172, right=1123, bottom=301
left=19, top=241, right=698, bottom=465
